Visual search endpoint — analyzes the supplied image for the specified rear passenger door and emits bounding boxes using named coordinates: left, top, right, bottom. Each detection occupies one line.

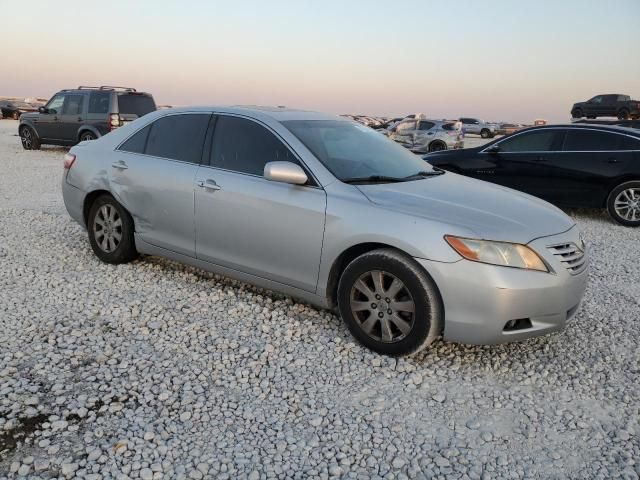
left=194, top=114, right=326, bottom=293
left=550, top=129, right=631, bottom=207
left=112, top=113, right=211, bottom=256
left=58, top=94, right=85, bottom=143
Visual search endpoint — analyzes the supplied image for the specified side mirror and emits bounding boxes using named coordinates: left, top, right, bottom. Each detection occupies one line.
left=38, top=106, right=48, bottom=114
left=486, top=145, right=500, bottom=154
left=264, top=161, right=308, bottom=185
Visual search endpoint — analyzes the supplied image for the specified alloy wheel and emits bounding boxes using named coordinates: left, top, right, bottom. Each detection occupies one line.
left=614, top=188, right=640, bottom=222
left=21, top=128, right=32, bottom=149
left=93, top=204, right=123, bottom=253
left=349, top=270, right=415, bottom=343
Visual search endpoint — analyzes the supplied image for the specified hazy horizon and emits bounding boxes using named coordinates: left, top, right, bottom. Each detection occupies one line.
left=1, top=0, right=639, bottom=123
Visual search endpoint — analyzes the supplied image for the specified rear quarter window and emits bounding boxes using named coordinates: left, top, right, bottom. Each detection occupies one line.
left=88, top=91, right=111, bottom=114
left=562, top=130, right=622, bottom=151
left=117, top=94, right=156, bottom=117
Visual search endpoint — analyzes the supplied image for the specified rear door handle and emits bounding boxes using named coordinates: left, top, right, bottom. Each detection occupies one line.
left=534, top=156, right=546, bottom=162
left=111, top=161, right=128, bottom=170
left=197, top=179, right=221, bottom=191
left=607, top=158, right=619, bottom=164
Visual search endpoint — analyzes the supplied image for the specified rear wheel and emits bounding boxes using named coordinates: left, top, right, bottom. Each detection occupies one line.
left=617, top=109, right=630, bottom=120
left=87, top=194, right=139, bottom=263
left=79, top=131, right=97, bottom=143
left=19, top=125, right=41, bottom=150
left=428, top=141, right=447, bottom=152
left=607, top=181, right=640, bottom=227
left=337, top=249, right=443, bottom=356
left=480, top=129, right=491, bottom=139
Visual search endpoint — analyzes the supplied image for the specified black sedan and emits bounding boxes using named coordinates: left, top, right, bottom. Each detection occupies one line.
left=425, top=124, right=640, bottom=226
left=0, top=100, right=38, bottom=120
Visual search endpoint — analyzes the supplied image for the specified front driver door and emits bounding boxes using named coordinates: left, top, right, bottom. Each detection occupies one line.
left=194, top=114, right=326, bottom=293
left=476, top=129, right=563, bottom=200
left=36, top=94, right=65, bottom=140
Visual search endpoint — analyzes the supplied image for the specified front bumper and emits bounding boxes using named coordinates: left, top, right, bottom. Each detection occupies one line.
left=417, top=227, right=588, bottom=345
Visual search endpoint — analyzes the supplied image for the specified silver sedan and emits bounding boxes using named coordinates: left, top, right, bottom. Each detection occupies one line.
left=62, top=106, right=588, bottom=356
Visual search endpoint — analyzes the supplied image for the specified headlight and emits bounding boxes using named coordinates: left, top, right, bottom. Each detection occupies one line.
left=444, top=235, right=548, bottom=272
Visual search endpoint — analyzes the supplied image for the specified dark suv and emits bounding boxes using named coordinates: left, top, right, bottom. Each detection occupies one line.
left=19, top=86, right=156, bottom=150
left=571, top=94, right=640, bottom=120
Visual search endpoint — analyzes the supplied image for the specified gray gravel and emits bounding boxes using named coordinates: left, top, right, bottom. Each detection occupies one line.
left=1, top=119, right=639, bottom=479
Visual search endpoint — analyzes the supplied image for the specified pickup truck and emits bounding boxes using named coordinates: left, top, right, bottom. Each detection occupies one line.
left=571, top=94, right=640, bottom=120
left=458, top=117, right=498, bottom=138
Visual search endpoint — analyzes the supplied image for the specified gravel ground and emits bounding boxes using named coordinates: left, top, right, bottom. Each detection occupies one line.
left=0, top=119, right=638, bottom=479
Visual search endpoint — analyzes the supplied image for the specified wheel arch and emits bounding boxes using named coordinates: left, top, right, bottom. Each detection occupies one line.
left=325, top=242, right=432, bottom=310
left=19, top=120, right=40, bottom=138
left=428, top=139, right=447, bottom=151
left=77, top=126, right=101, bottom=142
left=605, top=176, right=640, bottom=207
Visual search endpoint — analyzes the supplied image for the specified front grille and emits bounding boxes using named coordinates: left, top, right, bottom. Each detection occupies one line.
left=547, top=243, right=586, bottom=274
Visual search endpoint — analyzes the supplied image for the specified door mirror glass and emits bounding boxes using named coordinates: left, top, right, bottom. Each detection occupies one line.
left=486, top=144, right=500, bottom=153
left=38, top=106, right=48, bottom=114
left=264, top=161, right=308, bottom=185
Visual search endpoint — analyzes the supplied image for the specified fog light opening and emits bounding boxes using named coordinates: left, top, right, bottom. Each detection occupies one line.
left=503, top=318, right=533, bottom=332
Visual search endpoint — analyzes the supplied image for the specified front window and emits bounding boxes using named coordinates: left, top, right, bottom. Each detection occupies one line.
left=283, top=120, right=436, bottom=181
left=46, top=95, right=65, bottom=114
left=496, top=130, right=557, bottom=152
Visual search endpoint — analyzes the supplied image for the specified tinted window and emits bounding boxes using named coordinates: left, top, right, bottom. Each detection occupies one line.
left=621, top=136, right=640, bottom=150
left=119, top=125, right=151, bottom=154
left=146, top=114, right=210, bottom=163
left=591, top=96, right=603, bottom=104
left=89, top=91, right=111, bottom=114
left=442, top=123, right=457, bottom=131
left=617, top=95, right=630, bottom=102
left=498, top=130, right=557, bottom=152
left=46, top=95, right=65, bottom=114
left=62, top=95, right=84, bottom=115
left=117, top=94, right=156, bottom=117
left=418, top=121, right=435, bottom=131
left=562, top=130, right=621, bottom=151
left=211, top=116, right=296, bottom=175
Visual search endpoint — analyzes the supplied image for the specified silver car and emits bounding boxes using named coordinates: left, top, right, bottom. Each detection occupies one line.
left=388, top=118, right=464, bottom=153
left=62, top=106, right=588, bottom=356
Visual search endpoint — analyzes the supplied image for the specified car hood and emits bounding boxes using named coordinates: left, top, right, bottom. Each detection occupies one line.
left=19, top=112, right=39, bottom=121
left=356, top=172, right=574, bottom=244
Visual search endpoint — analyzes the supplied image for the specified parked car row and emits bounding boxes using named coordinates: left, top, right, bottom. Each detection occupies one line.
left=19, top=86, right=156, bottom=149
left=386, top=116, right=464, bottom=153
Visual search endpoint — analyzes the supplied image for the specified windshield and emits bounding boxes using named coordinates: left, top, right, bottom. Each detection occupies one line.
left=283, top=120, right=435, bottom=181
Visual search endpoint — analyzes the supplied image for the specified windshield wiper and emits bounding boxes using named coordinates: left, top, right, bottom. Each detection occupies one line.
left=341, top=175, right=407, bottom=184
left=402, top=170, right=445, bottom=180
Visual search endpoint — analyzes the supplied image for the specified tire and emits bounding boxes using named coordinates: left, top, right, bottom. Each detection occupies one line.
left=571, top=109, right=583, bottom=119
left=19, top=125, right=41, bottom=150
left=480, top=129, right=491, bottom=139
left=79, top=131, right=97, bottom=143
left=87, top=194, right=139, bottom=263
left=617, top=109, right=630, bottom=120
left=337, top=248, right=443, bottom=356
left=606, top=181, right=640, bottom=227
left=12, top=111, right=20, bottom=120
left=428, top=141, right=447, bottom=152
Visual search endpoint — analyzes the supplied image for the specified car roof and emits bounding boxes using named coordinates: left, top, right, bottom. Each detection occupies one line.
left=156, top=105, right=342, bottom=122
left=521, top=123, right=640, bottom=136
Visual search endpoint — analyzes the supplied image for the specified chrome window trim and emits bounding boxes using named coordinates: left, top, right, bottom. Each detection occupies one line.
left=480, top=126, right=640, bottom=154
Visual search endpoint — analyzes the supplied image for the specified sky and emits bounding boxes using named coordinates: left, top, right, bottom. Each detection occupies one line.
left=1, top=0, right=639, bottom=123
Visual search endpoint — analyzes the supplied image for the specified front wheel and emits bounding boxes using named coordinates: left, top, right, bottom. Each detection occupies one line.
left=87, top=194, right=139, bottom=263
left=428, top=141, right=447, bottom=152
left=337, top=249, right=443, bottom=356
left=20, top=126, right=41, bottom=150
left=480, top=129, right=491, bottom=139
left=607, top=181, right=640, bottom=227
left=571, top=109, right=583, bottom=119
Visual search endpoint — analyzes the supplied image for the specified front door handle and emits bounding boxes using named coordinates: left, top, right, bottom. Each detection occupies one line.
left=111, top=161, right=128, bottom=170
left=607, top=158, right=619, bottom=164
left=534, top=156, right=546, bottom=162
left=197, top=179, right=221, bottom=191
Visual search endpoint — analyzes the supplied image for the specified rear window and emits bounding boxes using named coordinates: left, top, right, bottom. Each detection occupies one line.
left=562, top=130, right=621, bottom=151
left=117, top=94, right=156, bottom=117
left=442, top=123, right=457, bottom=131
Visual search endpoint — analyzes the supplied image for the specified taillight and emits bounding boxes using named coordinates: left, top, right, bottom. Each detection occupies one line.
left=63, top=153, right=76, bottom=169
left=110, top=113, right=121, bottom=130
